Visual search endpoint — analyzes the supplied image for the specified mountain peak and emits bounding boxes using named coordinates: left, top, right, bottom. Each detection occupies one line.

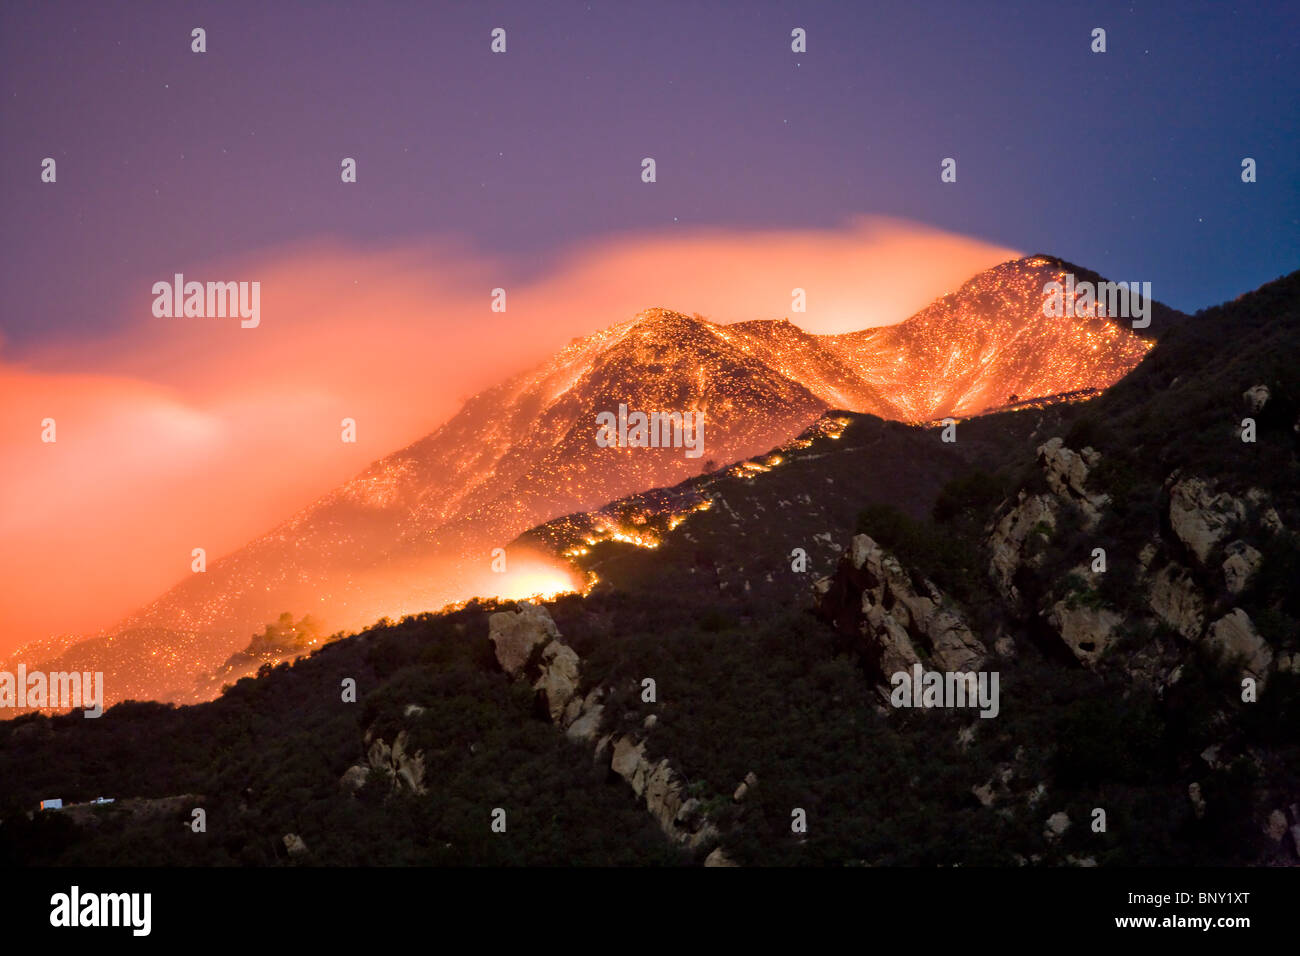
left=620, top=308, right=718, bottom=347
left=631, top=306, right=702, bottom=326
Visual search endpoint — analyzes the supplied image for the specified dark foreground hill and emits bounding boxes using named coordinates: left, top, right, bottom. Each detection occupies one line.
left=0, top=270, right=1295, bottom=867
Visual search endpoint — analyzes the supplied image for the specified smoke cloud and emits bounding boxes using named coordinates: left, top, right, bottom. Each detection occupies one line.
left=0, top=217, right=1019, bottom=655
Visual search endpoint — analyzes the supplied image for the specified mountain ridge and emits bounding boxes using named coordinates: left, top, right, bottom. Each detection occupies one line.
left=6, top=255, right=1175, bottom=705
left=4, top=267, right=1294, bottom=867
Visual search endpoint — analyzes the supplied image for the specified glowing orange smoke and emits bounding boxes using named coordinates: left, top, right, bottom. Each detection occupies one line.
left=0, top=218, right=1019, bottom=657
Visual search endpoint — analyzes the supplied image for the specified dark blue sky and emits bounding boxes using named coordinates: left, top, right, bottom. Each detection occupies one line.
left=2, top=0, right=1297, bottom=349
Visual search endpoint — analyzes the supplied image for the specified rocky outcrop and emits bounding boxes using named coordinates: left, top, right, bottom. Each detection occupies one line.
left=816, top=534, right=986, bottom=692
left=487, top=603, right=725, bottom=858
left=1043, top=811, right=1071, bottom=842
left=348, top=603, right=725, bottom=859
left=1044, top=601, right=1124, bottom=665
left=535, top=640, right=581, bottom=723
left=1221, top=540, right=1262, bottom=595
left=364, top=728, right=427, bottom=795
left=1246, top=488, right=1285, bottom=535
left=987, top=452, right=1287, bottom=682
left=1167, top=477, right=1246, bottom=566
left=607, top=734, right=719, bottom=851
left=1037, top=438, right=1109, bottom=528
left=1206, top=609, right=1273, bottom=685
left=609, top=735, right=645, bottom=783
left=564, top=689, right=606, bottom=743
left=339, top=764, right=370, bottom=794
left=988, top=491, right=1058, bottom=607
left=1148, top=563, right=1206, bottom=639
left=1243, top=384, right=1270, bottom=413
left=733, top=771, right=759, bottom=803
left=987, top=438, right=1107, bottom=608
left=390, top=732, right=426, bottom=794
left=488, top=603, right=560, bottom=678
left=485, top=603, right=600, bottom=735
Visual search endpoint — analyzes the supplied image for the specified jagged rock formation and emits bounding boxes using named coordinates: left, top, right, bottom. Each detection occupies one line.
left=350, top=602, right=724, bottom=857
left=1038, top=437, right=1110, bottom=529
left=1206, top=609, right=1274, bottom=686
left=1043, top=600, right=1124, bottom=665
left=804, top=392, right=1297, bottom=865
left=483, top=603, right=722, bottom=853
left=1147, top=563, right=1205, bottom=640
left=1222, top=540, right=1262, bottom=595
left=988, top=491, right=1058, bottom=610
left=987, top=438, right=1108, bottom=614
left=983, top=437, right=1292, bottom=688
left=363, top=728, right=427, bottom=795
left=606, top=735, right=719, bottom=851
left=1168, top=476, right=1247, bottom=565
left=488, top=603, right=561, bottom=679
left=814, top=533, right=986, bottom=694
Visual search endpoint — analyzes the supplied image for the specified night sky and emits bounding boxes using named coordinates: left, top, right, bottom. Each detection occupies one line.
left=2, top=0, right=1298, bottom=353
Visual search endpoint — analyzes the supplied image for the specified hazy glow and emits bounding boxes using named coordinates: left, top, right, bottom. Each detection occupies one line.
left=362, top=554, right=586, bottom=623
left=0, top=218, right=1018, bottom=656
